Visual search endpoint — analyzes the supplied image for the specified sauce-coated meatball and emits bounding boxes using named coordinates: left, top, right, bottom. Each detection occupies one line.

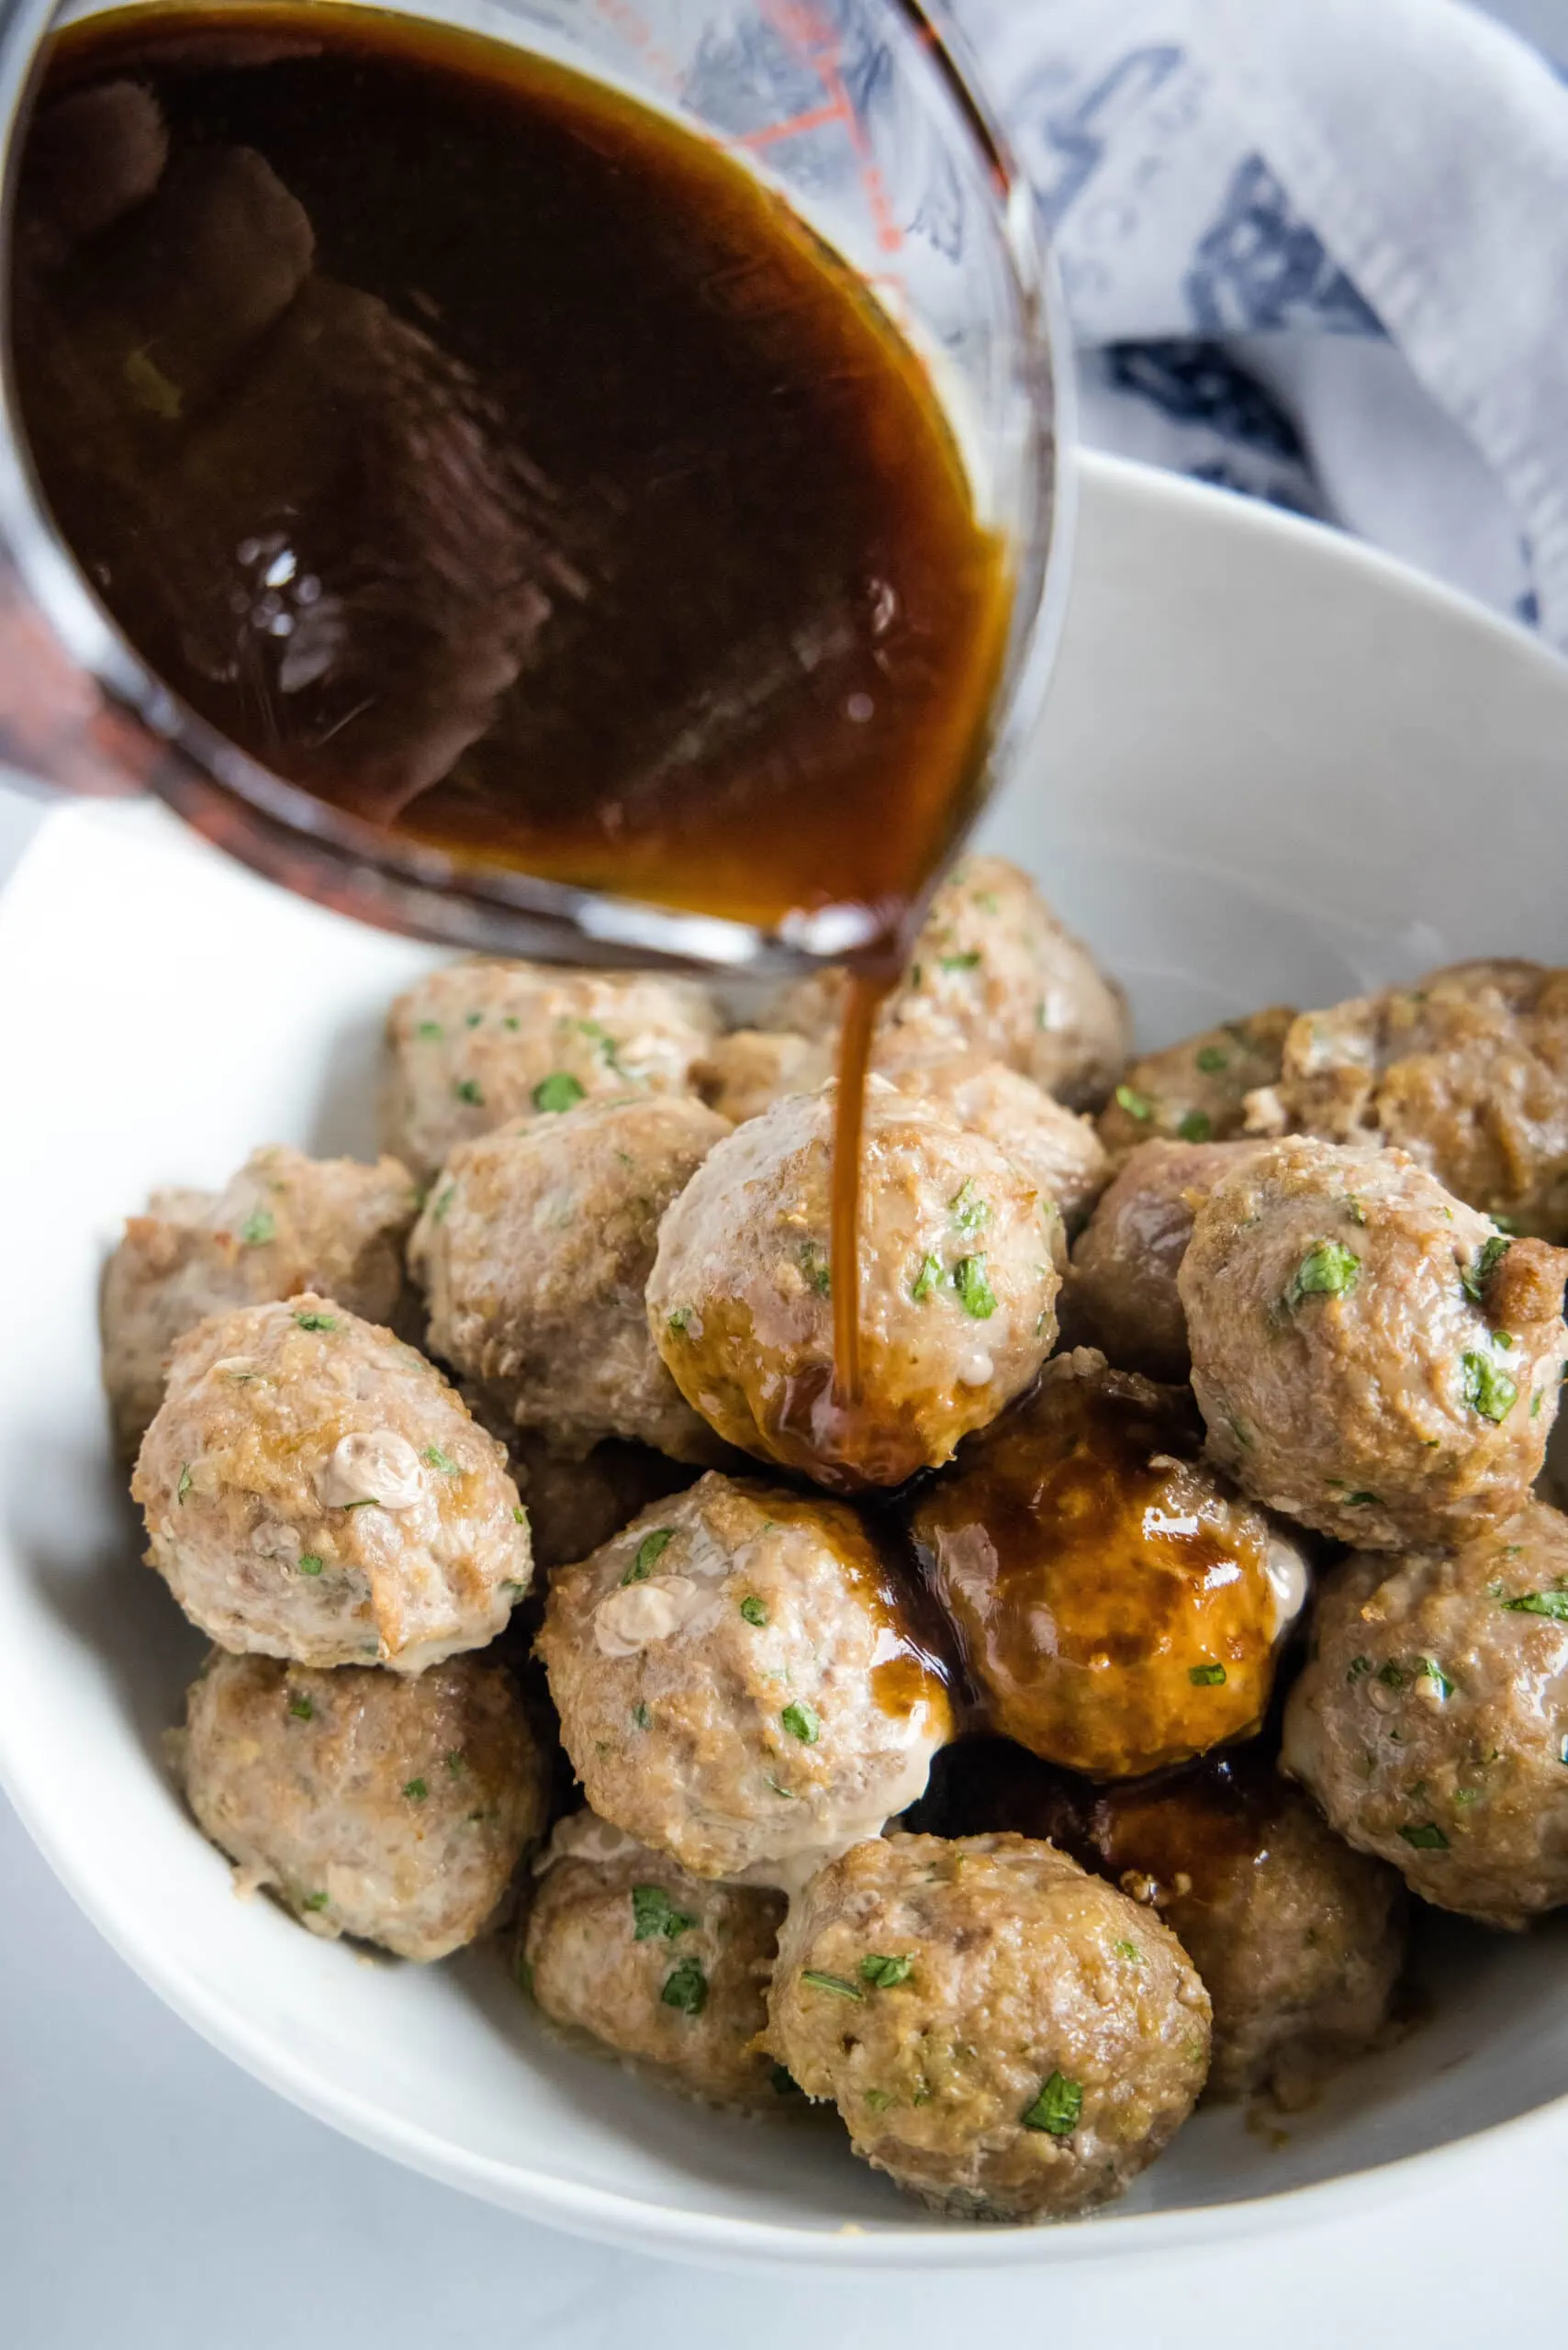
left=102, top=1145, right=417, bottom=1455
left=135, top=1294, right=532, bottom=1670
left=384, top=959, right=719, bottom=1181
left=536, top=1474, right=953, bottom=1885
left=1258, top=961, right=1568, bottom=1240
left=1180, top=1139, right=1568, bottom=1548
left=767, top=1833, right=1209, bottom=2221
left=1097, top=1008, right=1294, bottom=1160
left=180, top=1651, right=548, bottom=1959
left=521, top=1811, right=786, bottom=2107
left=647, top=1082, right=1060, bottom=1490
left=1282, top=1500, right=1568, bottom=1925
left=1063, top=1137, right=1264, bottom=1380
left=410, top=1094, right=729, bottom=1460
left=912, top=1351, right=1307, bottom=1777
left=772, top=856, right=1129, bottom=1108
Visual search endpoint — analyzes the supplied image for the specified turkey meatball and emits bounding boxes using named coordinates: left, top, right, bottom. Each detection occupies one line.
left=179, top=1650, right=548, bottom=1959
left=1180, top=1138, right=1568, bottom=1548
left=694, top=1029, right=834, bottom=1125
left=536, top=1474, right=954, bottom=1886
left=135, top=1294, right=532, bottom=1669
left=1258, top=960, right=1568, bottom=1240
left=384, top=959, right=719, bottom=1181
left=879, top=1057, right=1110, bottom=1237
left=1097, top=1007, right=1295, bottom=1161
left=506, top=1433, right=697, bottom=1575
left=911, top=1350, right=1308, bottom=1778
left=410, top=1094, right=729, bottom=1460
left=521, top=1811, right=786, bottom=2106
left=767, top=1833, right=1209, bottom=2221
left=1282, top=1499, right=1568, bottom=1926
left=647, top=1082, right=1060, bottom=1490
left=101, top=1145, right=418, bottom=1455
left=772, top=856, right=1129, bottom=1108
left=1063, top=1138, right=1265, bottom=1380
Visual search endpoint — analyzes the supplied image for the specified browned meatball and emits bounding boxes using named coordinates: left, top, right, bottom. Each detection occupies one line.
left=135, top=1294, right=532, bottom=1670
left=505, top=1432, right=697, bottom=1575
left=647, top=1081, right=1060, bottom=1490
left=537, top=1474, right=954, bottom=1886
left=522, top=1811, right=786, bottom=2107
left=911, top=1351, right=1307, bottom=1778
left=1063, top=1138, right=1265, bottom=1380
left=879, top=1057, right=1110, bottom=1237
left=180, top=1650, right=548, bottom=1959
left=101, top=1145, right=418, bottom=1455
left=1181, top=1139, right=1568, bottom=1549
left=383, top=958, right=719, bottom=1182
left=409, top=1094, right=729, bottom=1460
left=1282, top=1500, right=1568, bottom=1926
left=694, top=1029, right=835, bottom=1125
left=1258, top=961, right=1568, bottom=1239
left=772, top=856, right=1130, bottom=1108
left=1097, top=1008, right=1295, bottom=1160
left=767, top=1833, right=1210, bottom=2221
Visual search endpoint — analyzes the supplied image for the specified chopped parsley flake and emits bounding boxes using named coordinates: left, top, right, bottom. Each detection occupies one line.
left=511, top=1506, right=527, bottom=1526
left=666, top=1306, right=694, bottom=1333
left=633, top=1703, right=651, bottom=1729
left=1115, top=1940, right=1143, bottom=1963
left=1377, top=1662, right=1406, bottom=1690
left=624, top=1528, right=675, bottom=1583
left=1022, top=2072, right=1083, bottom=2135
left=297, top=1553, right=324, bottom=1576
left=577, top=1018, right=623, bottom=1072
left=632, top=1884, right=697, bottom=1942
left=416, top=1019, right=442, bottom=1040
left=1416, top=1659, right=1455, bottom=1700
left=800, top=1969, right=863, bottom=2001
left=862, top=2087, right=894, bottom=2112
left=287, top=1692, right=314, bottom=1721
left=1347, top=1655, right=1372, bottom=1683
left=403, top=1777, right=429, bottom=1803
left=1178, top=1110, right=1213, bottom=1143
left=955, top=1256, right=997, bottom=1319
left=1114, top=1084, right=1154, bottom=1123
left=294, top=1310, right=338, bottom=1332
left=176, top=1464, right=192, bottom=1505
left=939, top=950, right=981, bottom=971
left=911, top=1253, right=943, bottom=1304
left=1286, top=1240, right=1361, bottom=1309
left=431, top=1183, right=456, bottom=1225
left=422, top=1445, right=459, bottom=1474
left=1195, top=1045, right=1229, bottom=1074
left=1503, top=1588, right=1568, bottom=1621
left=1462, top=1234, right=1513, bottom=1303
left=531, top=1070, right=585, bottom=1113
left=464, top=1010, right=483, bottom=1028
left=240, top=1207, right=275, bottom=1246
left=799, top=1242, right=832, bottom=1296
left=1189, top=1662, right=1227, bottom=1687
left=739, top=1595, right=767, bottom=1628
left=660, top=1957, right=708, bottom=2016
left=858, top=1953, right=913, bottom=1988
left=1343, top=1491, right=1383, bottom=1507
left=781, top=1700, right=821, bottom=1745
left=454, top=1078, right=485, bottom=1106
left=1462, top=1350, right=1518, bottom=1423
left=949, top=1180, right=991, bottom=1237
left=300, top=1891, right=330, bottom=1912
left=1399, top=1822, right=1450, bottom=1852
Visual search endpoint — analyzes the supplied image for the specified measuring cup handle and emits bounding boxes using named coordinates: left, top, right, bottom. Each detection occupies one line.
left=0, top=552, right=161, bottom=797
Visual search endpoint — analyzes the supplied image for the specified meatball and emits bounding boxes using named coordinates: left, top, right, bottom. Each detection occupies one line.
left=1282, top=1500, right=1568, bottom=1926
left=1097, top=1007, right=1295, bottom=1161
left=772, top=856, right=1129, bottom=1108
left=694, top=1029, right=834, bottom=1125
left=909, top=1740, right=1406, bottom=2106
left=1180, top=1138, right=1568, bottom=1548
left=1063, top=1138, right=1265, bottom=1380
left=410, top=1094, right=730, bottom=1460
left=767, top=1833, right=1209, bottom=2221
left=536, top=1473, right=954, bottom=1885
left=879, top=1057, right=1110, bottom=1237
left=647, top=1082, right=1060, bottom=1490
left=383, top=958, right=719, bottom=1182
left=506, top=1433, right=697, bottom=1575
left=135, top=1294, right=532, bottom=1670
left=911, top=1351, right=1308, bottom=1778
left=179, top=1650, right=548, bottom=1959
left=1259, top=960, right=1568, bottom=1240
left=101, top=1145, right=418, bottom=1455
left=521, top=1811, right=786, bottom=2107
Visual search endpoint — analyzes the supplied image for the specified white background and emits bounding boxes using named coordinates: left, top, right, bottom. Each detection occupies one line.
left=8, top=1, right=1568, bottom=2334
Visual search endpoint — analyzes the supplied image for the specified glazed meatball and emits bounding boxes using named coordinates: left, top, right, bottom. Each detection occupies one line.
left=767, top=1833, right=1209, bottom=2221
left=772, top=856, right=1129, bottom=1108
left=1063, top=1138, right=1265, bottom=1381
left=135, top=1294, right=532, bottom=1669
left=1258, top=960, right=1568, bottom=1240
left=384, top=958, right=719, bottom=1181
left=1097, top=1007, right=1295, bottom=1160
left=536, top=1474, right=954, bottom=1885
left=101, top=1145, right=418, bottom=1455
left=180, top=1650, right=548, bottom=1959
left=1282, top=1500, right=1568, bottom=1926
left=695, top=1028, right=834, bottom=1125
left=912, top=1351, right=1308, bottom=1778
left=1180, top=1138, right=1568, bottom=1549
left=522, top=1811, right=786, bottom=2106
left=647, top=1082, right=1060, bottom=1490
left=879, top=1057, right=1110, bottom=1237
left=410, top=1094, right=730, bottom=1460
left=910, top=1740, right=1406, bottom=2106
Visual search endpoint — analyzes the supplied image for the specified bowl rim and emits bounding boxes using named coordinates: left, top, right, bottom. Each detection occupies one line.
left=4, top=449, right=1568, bottom=2269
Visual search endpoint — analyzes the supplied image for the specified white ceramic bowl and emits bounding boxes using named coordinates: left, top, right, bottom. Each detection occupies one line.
left=3, top=451, right=1568, bottom=2271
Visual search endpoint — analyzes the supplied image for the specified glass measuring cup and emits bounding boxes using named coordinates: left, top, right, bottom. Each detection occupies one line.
left=0, top=0, right=1071, bottom=978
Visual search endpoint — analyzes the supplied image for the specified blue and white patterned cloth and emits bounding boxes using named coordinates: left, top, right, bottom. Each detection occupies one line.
left=957, top=0, right=1568, bottom=648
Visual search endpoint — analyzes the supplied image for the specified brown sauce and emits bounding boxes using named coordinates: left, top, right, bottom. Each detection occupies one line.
left=12, top=6, right=1015, bottom=1403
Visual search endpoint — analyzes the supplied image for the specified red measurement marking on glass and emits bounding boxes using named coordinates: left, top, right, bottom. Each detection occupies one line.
left=757, top=0, right=905, bottom=253
left=588, top=0, right=681, bottom=89
left=735, top=96, right=852, bottom=151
